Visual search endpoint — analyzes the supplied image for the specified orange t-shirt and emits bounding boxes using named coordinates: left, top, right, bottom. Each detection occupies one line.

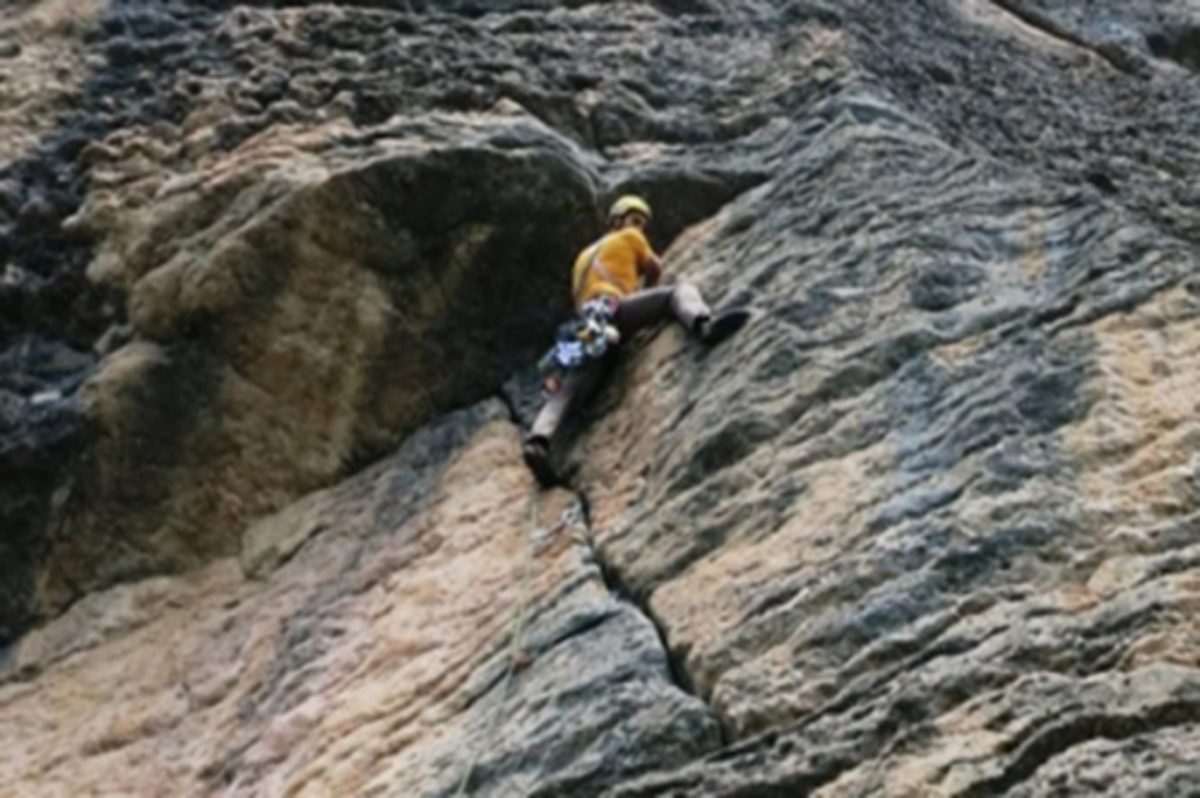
left=571, top=228, right=655, bottom=308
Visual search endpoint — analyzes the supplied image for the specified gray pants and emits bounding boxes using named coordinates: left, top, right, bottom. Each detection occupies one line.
left=529, top=282, right=710, bottom=443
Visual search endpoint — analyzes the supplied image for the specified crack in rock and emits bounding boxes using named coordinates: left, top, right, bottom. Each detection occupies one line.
left=986, top=0, right=1150, bottom=76
left=570, top=485, right=731, bottom=748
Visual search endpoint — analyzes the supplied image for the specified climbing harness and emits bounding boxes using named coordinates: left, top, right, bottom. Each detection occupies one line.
left=453, top=493, right=583, bottom=797
left=536, top=296, right=621, bottom=395
left=571, top=236, right=619, bottom=307
left=536, top=232, right=632, bottom=395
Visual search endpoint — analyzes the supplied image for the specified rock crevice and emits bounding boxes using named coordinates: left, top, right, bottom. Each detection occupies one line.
left=576, top=483, right=732, bottom=746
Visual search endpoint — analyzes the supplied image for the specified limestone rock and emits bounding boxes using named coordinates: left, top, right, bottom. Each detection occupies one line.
left=0, top=401, right=719, bottom=796
left=574, top=67, right=1200, bottom=798
left=36, top=115, right=599, bottom=619
left=1, top=0, right=771, bottom=638
left=2, top=0, right=1200, bottom=795
left=0, top=0, right=108, bottom=165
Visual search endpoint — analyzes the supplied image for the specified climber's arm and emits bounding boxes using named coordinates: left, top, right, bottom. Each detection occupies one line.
left=641, top=254, right=662, bottom=287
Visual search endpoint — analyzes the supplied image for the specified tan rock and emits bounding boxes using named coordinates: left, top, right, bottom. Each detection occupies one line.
left=2, top=403, right=717, bottom=796
left=0, top=0, right=107, bottom=165
left=37, top=116, right=596, bottom=617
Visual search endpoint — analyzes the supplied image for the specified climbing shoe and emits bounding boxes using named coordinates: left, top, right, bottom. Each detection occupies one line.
left=698, top=309, right=750, bottom=346
left=522, top=436, right=557, bottom=487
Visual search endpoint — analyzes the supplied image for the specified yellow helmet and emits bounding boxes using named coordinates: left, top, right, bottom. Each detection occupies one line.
left=607, top=195, right=652, bottom=223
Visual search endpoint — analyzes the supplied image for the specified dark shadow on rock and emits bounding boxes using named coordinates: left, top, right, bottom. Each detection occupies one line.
left=345, top=140, right=598, bottom=469
left=0, top=0, right=256, bottom=644
left=1146, top=23, right=1200, bottom=72
left=609, top=166, right=770, bottom=263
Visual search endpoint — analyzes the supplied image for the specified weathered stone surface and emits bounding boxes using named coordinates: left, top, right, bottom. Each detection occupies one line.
left=0, top=0, right=107, bottom=165
left=0, top=0, right=114, bottom=645
left=0, top=401, right=720, bottom=796
left=1, top=0, right=772, bottom=640
left=34, top=114, right=598, bottom=619
left=573, top=45, right=1200, bottom=798
left=2, top=0, right=1200, bottom=795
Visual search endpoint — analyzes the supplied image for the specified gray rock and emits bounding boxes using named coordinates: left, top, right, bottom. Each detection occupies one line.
left=4, top=0, right=1200, bottom=794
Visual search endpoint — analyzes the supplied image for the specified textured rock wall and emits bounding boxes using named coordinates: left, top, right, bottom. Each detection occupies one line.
left=2, top=402, right=719, bottom=796
left=1, top=0, right=768, bottom=637
left=2, top=0, right=1200, bottom=795
left=45, top=116, right=598, bottom=614
left=575, top=88, right=1200, bottom=794
left=0, top=0, right=115, bottom=643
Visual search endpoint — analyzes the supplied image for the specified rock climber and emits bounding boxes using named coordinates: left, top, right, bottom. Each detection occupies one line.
left=522, top=195, right=749, bottom=486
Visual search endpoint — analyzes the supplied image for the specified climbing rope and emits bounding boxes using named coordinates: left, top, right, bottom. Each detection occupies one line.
left=453, top=490, right=581, bottom=796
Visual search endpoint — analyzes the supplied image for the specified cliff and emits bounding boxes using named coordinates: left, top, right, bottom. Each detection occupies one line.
left=2, top=0, right=1199, bottom=795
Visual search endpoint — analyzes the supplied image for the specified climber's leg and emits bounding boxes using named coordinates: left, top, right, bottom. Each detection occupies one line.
left=615, top=284, right=709, bottom=336
left=616, top=283, right=749, bottom=345
left=524, top=363, right=605, bottom=486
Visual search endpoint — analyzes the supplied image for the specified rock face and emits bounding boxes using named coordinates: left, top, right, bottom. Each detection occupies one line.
left=2, top=402, right=720, bottom=795
left=3, top=0, right=1200, bottom=795
left=45, top=115, right=597, bottom=616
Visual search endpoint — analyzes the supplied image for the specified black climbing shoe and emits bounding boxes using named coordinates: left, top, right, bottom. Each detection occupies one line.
left=698, top=309, right=750, bottom=346
left=522, top=436, right=557, bottom=487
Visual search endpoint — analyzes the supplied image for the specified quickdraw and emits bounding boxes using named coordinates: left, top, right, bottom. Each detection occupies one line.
left=536, top=296, right=621, bottom=395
